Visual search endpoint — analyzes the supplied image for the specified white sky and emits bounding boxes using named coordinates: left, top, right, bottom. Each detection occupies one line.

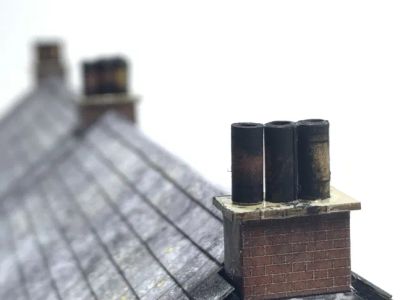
left=1, top=1, right=399, bottom=297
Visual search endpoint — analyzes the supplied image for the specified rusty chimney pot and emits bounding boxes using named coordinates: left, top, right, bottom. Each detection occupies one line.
left=297, top=119, right=330, bottom=200
left=231, top=122, right=264, bottom=205
left=264, top=121, right=298, bottom=202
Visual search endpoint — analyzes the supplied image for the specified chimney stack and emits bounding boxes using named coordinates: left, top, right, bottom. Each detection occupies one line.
left=214, top=119, right=360, bottom=299
left=34, top=41, right=65, bottom=83
left=78, top=57, right=138, bottom=130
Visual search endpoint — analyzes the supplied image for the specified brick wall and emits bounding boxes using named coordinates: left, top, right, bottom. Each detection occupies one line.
left=226, top=212, right=351, bottom=300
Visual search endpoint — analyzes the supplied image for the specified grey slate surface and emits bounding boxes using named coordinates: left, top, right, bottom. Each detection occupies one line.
left=0, top=78, right=77, bottom=195
left=0, top=82, right=391, bottom=300
left=0, top=104, right=232, bottom=299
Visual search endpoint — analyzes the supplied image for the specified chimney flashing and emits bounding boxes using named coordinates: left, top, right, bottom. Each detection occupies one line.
left=213, top=186, right=360, bottom=222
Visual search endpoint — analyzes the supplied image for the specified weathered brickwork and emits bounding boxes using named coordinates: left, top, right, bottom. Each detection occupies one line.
left=79, top=101, right=136, bottom=130
left=231, top=212, right=351, bottom=300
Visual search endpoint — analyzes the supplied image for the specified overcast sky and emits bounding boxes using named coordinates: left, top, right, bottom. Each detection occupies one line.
left=1, top=1, right=399, bottom=297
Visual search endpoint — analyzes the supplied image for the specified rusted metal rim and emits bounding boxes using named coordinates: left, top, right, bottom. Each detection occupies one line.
left=265, top=120, right=294, bottom=127
left=231, top=122, right=264, bottom=129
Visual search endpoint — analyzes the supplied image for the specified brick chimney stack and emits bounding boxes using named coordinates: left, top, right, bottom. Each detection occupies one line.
left=214, top=119, right=361, bottom=299
left=34, top=41, right=65, bottom=84
left=78, top=57, right=138, bottom=130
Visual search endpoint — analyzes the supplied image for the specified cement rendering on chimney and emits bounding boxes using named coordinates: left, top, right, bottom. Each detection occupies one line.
left=213, top=187, right=361, bottom=221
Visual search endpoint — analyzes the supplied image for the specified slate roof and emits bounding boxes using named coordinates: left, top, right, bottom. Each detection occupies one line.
left=0, top=81, right=392, bottom=300
left=0, top=78, right=77, bottom=195
left=0, top=104, right=233, bottom=299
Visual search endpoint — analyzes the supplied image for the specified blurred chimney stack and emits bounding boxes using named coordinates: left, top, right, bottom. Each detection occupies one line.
left=78, top=56, right=138, bottom=131
left=34, top=41, right=65, bottom=84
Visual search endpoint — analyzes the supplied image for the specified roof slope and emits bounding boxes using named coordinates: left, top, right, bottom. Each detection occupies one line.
left=0, top=113, right=232, bottom=300
left=0, top=79, right=77, bottom=195
left=0, top=83, right=391, bottom=300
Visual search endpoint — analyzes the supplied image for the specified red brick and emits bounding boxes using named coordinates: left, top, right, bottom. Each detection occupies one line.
left=272, top=274, right=287, bottom=283
left=287, top=271, right=313, bottom=282
left=307, top=260, right=333, bottom=270
left=307, top=242, right=317, bottom=251
left=270, top=244, right=291, bottom=254
left=268, top=222, right=287, bottom=232
left=235, top=213, right=353, bottom=299
left=290, top=232, right=313, bottom=243
left=327, top=228, right=349, bottom=239
left=264, top=292, right=287, bottom=299
left=244, top=276, right=271, bottom=286
left=292, top=243, right=307, bottom=252
left=313, top=231, right=327, bottom=241
left=326, top=285, right=352, bottom=293
left=290, top=280, right=307, bottom=291
left=306, top=278, right=334, bottom=289
left=326, top=248, right=350, bottom=259
left=249, top=226, right=266, bottom=237
left=314, top=269, right=328, bottom=279
left=315, top=240, right=333, bottom=250
left=333, top=239, right=350, bottom=248
left=253, top=266, right=266, bottom=276
left=253, top=285, right=266, bottom=295
left=293, top=262, right=306, bottom=272
left=244, top=256, right=272, bottom=267
left=286, top=252, right=313, bottom=263
left=266, top=264, right=292, bottom=275
left=250, top=246, right=266, bottom=257
left=327, top=214, right=350, bottom=229
left=333, top=258, right=350, bottom=268
left=255, top=276, right=272, bottom=285
left=269, top=234, right=289, bottom=245
left=334, top=276, right=351, bottom=286
left=328, top=267, right=350, bottom=277
left=314, top=250, right=328, bottom=261
left=244, top=236, right=268, bottom=247
left=271, top=254, right=286, bottom=265
left=267, top=283, right=287, bottom=293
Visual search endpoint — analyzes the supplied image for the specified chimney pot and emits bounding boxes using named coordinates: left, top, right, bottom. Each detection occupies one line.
left=297, top=119, right=330, bottom=200
left=231, top=122, right=264, bottom=205
left=264, top=120, right=298, bottom=202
